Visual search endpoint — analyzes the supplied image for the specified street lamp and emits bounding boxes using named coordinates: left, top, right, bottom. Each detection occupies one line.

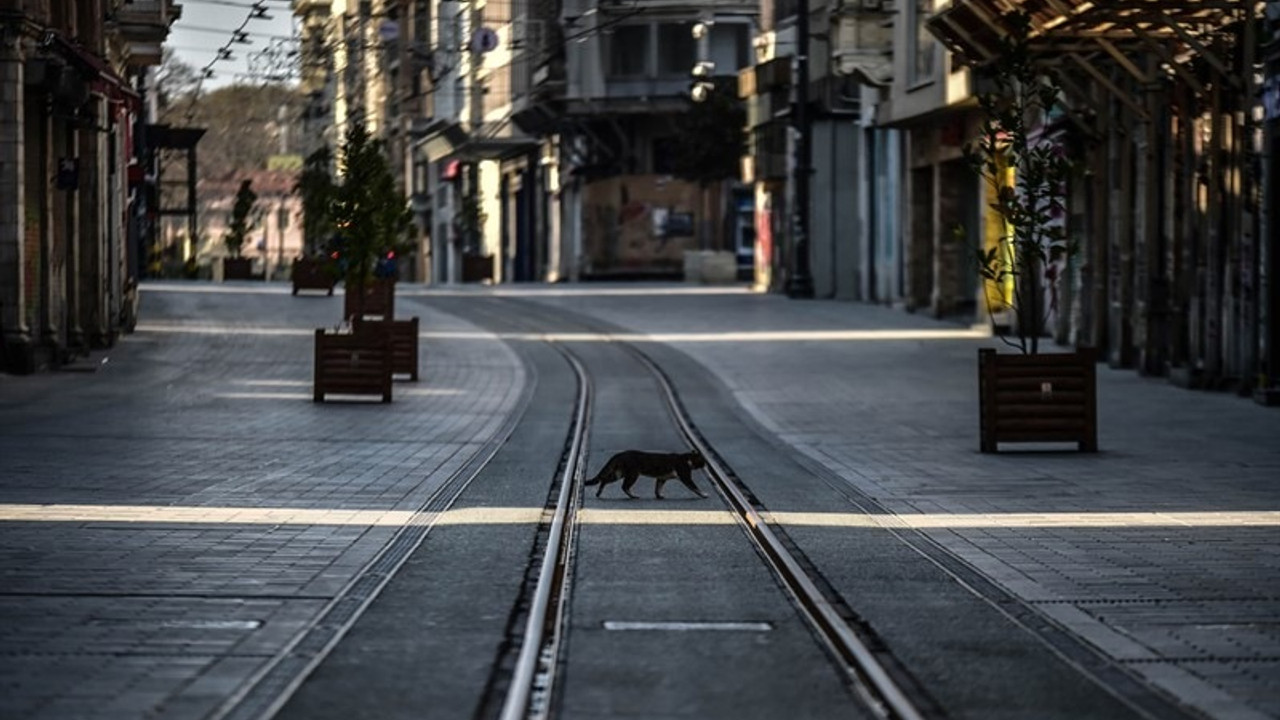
left=691, top=22, right=715, bottom=103
left=690, top=61, right=715, bottom=103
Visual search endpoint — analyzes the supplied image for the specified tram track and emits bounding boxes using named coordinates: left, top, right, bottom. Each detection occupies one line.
left=484, top=301, right=936, bottom=720
left=498, top=344, right=590, bottom=720
left=484, top=295, right=1203, bottom=720
left=211, top=305, right=541, bottom=720
left=233, top=292, right=1178, bottom=720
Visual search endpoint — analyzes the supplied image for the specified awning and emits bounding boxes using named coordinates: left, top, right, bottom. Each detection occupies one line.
left=928, top=0, right=1246, bottom=73
left=50, top=34, right=141, bottom=109
left=926, top=0, right=1253, bottom=117
left=415, top=119, right=538, bottom=164
left=146, top=124, right=207, bottom=150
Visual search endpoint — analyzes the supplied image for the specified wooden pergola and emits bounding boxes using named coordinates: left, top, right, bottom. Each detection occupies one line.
left=928, top=0, right=1257, bottom=120
left=925, top=0, right=1272, bottom=394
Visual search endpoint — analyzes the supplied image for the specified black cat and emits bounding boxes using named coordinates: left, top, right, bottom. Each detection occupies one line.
left=584, top=451, right=709, bottom=499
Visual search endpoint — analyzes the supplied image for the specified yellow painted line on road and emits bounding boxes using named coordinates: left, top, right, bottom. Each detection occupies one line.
left=0, top=504, right=545, bottom=527
left=577, top=509, right=737, bottom=525
left=768, top=511, right=1280, bottom=529
left=2, top=504, right=1278, bottom=529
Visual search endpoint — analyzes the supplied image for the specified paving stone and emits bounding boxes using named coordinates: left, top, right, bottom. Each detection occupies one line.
left=0, top=284, right=527, bottom=719
left=523, top=285, right=1280, bottom=720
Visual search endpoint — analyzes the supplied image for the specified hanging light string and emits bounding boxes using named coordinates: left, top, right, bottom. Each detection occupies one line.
left=182, top=1, right=279, bottom=122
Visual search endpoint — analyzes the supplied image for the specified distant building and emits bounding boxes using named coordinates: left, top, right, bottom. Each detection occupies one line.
left=194, top=170, right=305, bottom=281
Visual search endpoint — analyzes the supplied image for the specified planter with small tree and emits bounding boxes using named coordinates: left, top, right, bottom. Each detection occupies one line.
left=313, top=122, right=418, bottom=402
left=292, top=147, right=338, bottom=295
left=327, top=122, right=411, bottom=319
left=966, top=12, right=1097, bottom=453
left=222, top=179, right=256, bottom=280
left=456, top=180, right=492, bottom=283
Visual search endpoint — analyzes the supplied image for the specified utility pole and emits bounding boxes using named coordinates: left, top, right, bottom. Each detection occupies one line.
left=787, top=0, right=815, bottom=298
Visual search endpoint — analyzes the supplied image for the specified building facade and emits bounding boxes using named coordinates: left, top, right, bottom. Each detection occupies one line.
left=0, top=0, right=179, bottom=374
left=308, top=0, right=761, bottom=285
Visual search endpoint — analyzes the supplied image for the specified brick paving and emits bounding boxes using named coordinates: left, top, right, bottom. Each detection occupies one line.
left=0, top=282, right=526, bottom=719
left=520, top=285, right=1280, bottom=720
left=3, top=282, right=1279, bottom=719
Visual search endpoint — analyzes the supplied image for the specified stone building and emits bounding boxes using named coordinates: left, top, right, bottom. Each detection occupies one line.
left=0, top=0, right=180, bottom=373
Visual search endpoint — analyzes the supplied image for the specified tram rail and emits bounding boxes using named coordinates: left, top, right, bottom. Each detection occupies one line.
left=494, top=322, right=932, bottom=720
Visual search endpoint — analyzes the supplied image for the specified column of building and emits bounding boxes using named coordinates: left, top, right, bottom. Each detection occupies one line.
left=0, top=24, right=29, bottom=371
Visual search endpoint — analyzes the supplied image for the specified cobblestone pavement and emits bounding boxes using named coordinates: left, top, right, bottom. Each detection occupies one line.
left=509, top=284, right=1280, bottom=720
left=3, top=281, right=1278, bottom=720
left=0, top=282, right=526, bottom=719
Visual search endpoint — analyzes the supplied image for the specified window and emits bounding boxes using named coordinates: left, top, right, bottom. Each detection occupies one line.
left=710, top=23, right=751, bottom=73
left=909, top=0, right=937, bottom=85
left=610, top=25, right=650, bottom=77
left=657, top=23, right=697, bottom=77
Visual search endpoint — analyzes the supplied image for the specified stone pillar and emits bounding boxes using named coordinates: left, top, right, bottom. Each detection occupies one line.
left=0, top=30, right=29, bottom=372
left=79, top=95, right=109, bottom=347
left=49, top=114, right=74, bottom=357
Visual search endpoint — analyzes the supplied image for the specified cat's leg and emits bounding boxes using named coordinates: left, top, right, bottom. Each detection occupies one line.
left=621, top=469, right=640, bottom=499
left=654, top=477, right=667, bottom=500
left=677, top=468, right=709, bottom=498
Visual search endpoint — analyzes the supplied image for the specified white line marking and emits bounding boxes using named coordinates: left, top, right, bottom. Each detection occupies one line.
left=603, top=621, right=773, bottom=632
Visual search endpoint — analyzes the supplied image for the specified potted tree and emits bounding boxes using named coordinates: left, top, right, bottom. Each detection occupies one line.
left=292, top=146, right=338, bottom=295
left=457, top=173, right=492, bottom=283
left=328, top=122, right=412, bottom=319
left=222, top=179, right=256, bottom=280
left=966, top=11, right=1097, bottom=453
left=313, top=122, right=416, bottom=402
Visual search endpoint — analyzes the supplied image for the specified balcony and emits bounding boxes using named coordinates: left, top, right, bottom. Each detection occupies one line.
left=604, top=77, right=689, bottom=100
left=111, top=0, right=182, bottom=67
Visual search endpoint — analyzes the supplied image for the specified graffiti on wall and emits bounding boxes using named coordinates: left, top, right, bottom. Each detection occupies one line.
left=581, top=175, right=701, bottom=275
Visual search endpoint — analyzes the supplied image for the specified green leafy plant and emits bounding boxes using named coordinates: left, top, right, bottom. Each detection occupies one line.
left=294, top=146, right=335, bottom=256
left=223, top=179, right=258, bottom=258
left=670, top=77, right=747, bottom=187
left=455, top=180, right=486, bottom=255
left=327, top=122, right=413, bottom=290
left=965, top=11, right=1075, bottom=355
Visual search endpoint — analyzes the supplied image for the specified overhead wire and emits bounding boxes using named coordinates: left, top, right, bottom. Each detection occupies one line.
left=167, top=0, right=674, bottom=151
left=179, top=1, right=295, bottom=121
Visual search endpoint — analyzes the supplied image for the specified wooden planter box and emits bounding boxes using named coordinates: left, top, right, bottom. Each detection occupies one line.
left=355, top=316, right=420, bottom=381
left=313, top=325, right=393, bottom=402
left=344, top=279, right=395, bottom=320
left=979, top=347, right=1098, bottom=453
left=461, top=253, right=494, bottom=283
left=292, top=258, right=336, bottom=295
left=223, top=257, right=253, bottom=281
